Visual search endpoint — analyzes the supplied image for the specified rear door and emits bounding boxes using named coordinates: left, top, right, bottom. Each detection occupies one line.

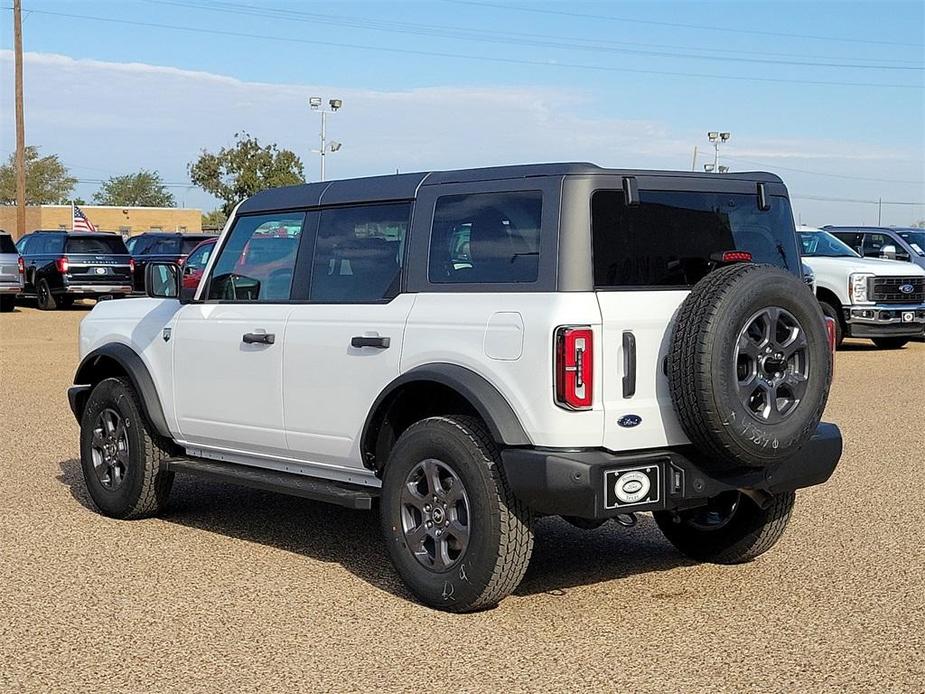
left=591, top=182, right=803, bottom=452
left=283, top=201, right=414, bottom=474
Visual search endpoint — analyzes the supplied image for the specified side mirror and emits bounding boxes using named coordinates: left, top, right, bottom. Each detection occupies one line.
left=880, top=244, right=897, bottom=260
left=145, top=262, right=181, bottom=299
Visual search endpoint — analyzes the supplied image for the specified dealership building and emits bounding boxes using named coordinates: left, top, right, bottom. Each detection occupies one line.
left=0, top=205, right=202, bottom=239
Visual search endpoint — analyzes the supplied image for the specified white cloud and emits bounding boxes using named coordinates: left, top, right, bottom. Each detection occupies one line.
left=0, top=50, right=922, bottom=224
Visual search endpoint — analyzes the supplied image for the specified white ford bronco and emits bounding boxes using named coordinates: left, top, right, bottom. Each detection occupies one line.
left=69, top=164, right=842, bottom=612
left=797, top=226, right=925, bottom=349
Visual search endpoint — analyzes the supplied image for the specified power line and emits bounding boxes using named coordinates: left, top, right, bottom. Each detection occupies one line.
left=724, top=155, right=925, bottom=185
left=13, top=7, right=923, bottom=90
left=145, top=0, right=924, bottom=72
left=791, top=194, right=924, bottom=206
left=447, top=0, right=925, bottom=49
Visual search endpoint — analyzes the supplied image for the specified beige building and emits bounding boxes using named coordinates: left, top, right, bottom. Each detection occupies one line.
left=0, top=205, right=202, bottom=240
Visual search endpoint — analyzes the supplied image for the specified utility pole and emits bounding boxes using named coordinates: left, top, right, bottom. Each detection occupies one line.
left=705, top=131, right=731, bottom=173
left=691, top=146, right=698, bottom=172
left=13, top=0, right=27, bottom=238
left=878, top=197, right=883, bottom=225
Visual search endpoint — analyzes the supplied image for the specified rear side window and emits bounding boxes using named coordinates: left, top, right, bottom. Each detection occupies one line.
left=207, top=213, right=304, bottom=301
left=31, top=235, right=65, bottom=254
left=591, top=190, right=800, bottom=288
left=429, top=191, right=542, bottom=284
left=310, top=202, right=411, bottom=302
left=0, top=235, right=16, bottom=253
left=65, top=236, right=128, bottom=255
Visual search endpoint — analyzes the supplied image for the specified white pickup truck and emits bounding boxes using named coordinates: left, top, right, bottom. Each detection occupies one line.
left=797, top=226, right=925, bottom=349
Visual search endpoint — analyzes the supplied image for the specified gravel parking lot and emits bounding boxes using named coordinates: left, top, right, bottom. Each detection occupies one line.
left=1, top=303, right=922, bottom=693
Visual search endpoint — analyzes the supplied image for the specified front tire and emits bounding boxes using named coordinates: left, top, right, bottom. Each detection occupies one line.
left=653, top=491, right=795, bottom=564
left=380, top=415, right=533, bottom=612
left=871, top=337, right=909, bottom=350
left=36, top=279, right=57, bottom=310
left=79, top=377, right=174, bottom=519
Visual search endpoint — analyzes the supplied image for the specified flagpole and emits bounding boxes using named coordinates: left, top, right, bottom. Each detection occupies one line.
left=71, top=201, right=75, bottom=231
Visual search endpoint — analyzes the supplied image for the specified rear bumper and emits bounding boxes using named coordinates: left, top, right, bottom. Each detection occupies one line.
left=501, top=422, right=842, bottom=520
left=59, top=284, right=134, bottom=295
left=0, top=283, right=22, bottom=294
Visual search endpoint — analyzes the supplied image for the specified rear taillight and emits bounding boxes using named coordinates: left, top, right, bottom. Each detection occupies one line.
left=129, top=258, right=135, bottom=273
left=555, top=326, right=593, bottom=410
left=17, top=257, right=24, bottom=274
left=55, top=256, right=69, bottom=273
left=824, top=317, right=837, bottom=374
left=710, top=250, right=753, bottom=264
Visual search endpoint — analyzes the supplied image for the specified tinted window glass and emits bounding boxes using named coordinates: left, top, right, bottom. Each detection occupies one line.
left=862, top=233, right=892, bottom=257
left=310, top=203, right=411, bottom=302
left=0, top=235, right=16, bottom=253
left=207, top=213, right=304, bottom=301
left=829, top=231, right=862, bottom=254
left=182, top=237, right=208, bottom=254
left=429, top=191, right=542, bottom=284
left=65, top=236, right=128, bottom=255
left=143, top=237, right=183, bottom=255
left=592, top=191, right=800, bottom=287
left=33, top=235, right=65, bottom=254
left=15, top=235, right=31, bottom=254
left=897, top=230, right=925, bottom=256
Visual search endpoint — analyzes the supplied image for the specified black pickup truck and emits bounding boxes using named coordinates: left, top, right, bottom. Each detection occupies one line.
left=16, top=231, right=134, bottom=310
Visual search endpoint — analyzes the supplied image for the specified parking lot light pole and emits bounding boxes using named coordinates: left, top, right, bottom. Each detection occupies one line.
left=309, top=97, right=342, bottom=182
left=707, top=131, right=731, bottom=173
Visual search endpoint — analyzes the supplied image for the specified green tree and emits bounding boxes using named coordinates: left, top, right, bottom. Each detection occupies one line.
left=201, top=208, right=228, bottom=230
left=189, top=132, right=304, bottom=215
left=0, top=146, right=77, bottom=204
left=93, top=170, right=176, bottom=207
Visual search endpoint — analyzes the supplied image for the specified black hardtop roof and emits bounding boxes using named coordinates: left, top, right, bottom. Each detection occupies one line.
left=238, top=162, right=784, bottom=214
left=132, top=231, right=216, bottom=237
left=30, top=229, right=119, bottom=236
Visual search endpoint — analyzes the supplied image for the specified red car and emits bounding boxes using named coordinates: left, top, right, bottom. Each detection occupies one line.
left=181, top=237, right=217, bottom=292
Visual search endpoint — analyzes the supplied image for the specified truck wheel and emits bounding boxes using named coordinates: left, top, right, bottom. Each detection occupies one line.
left=871, top=337, right=909, bottom=350
left=380, top=415, right=533, bottom=612
left=79, top=377, right=174, bottom=519
left=819, top=301, right=844, bottom=348
left=36, top=279, right=57, bottom=310
left=653, top=491, right=795, bottom=564
left=668, top=264, right=832, bottom=472
left=0, top=295, right=14, bottom=312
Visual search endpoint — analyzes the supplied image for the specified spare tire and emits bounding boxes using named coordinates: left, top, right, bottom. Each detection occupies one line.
left=668, top=264, right=831, bottom=472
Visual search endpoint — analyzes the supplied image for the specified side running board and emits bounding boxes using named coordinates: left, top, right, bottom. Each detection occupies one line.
left=165, top=457, right=378, bottom=510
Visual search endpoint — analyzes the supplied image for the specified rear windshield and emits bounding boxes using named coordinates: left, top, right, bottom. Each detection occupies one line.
left=65, top=235, right=128, bottom=255
left=182, top=237, right=207, bottom=254
left=0, top=235, right=16, bottom=253
left=591, top=190, right=801, bottom=288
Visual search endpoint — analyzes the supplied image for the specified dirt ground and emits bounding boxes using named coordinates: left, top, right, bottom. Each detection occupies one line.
left=1, top=303, right=923, bottom=693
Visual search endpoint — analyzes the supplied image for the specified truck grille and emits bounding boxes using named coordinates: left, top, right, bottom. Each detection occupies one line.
left=868, top=276, right=925, bottom=303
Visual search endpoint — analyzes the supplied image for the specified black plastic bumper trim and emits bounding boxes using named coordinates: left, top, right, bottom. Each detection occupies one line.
left=501, top=422, right=842, bottom=520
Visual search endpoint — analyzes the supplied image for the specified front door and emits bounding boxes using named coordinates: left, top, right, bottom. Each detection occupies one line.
left=172, top=211, right=306, bottom=458
left=283, top=201, right=414, bottom=473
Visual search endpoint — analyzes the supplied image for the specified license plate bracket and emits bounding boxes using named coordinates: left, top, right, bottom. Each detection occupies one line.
left=603, top=464, right=661, bottom=510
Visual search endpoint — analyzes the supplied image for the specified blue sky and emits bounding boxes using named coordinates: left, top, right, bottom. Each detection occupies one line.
left=1, top=0, right=923, bottom=224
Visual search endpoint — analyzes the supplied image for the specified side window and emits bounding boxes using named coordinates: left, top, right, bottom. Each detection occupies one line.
left=15, top=235, right=31, bottom=254
left=207, top=213, right=305, bottom=302
left=185, top=243, right=213, bottom=271
left=862, top=233, right=889, bottom=257
left=428, top=191, right=542, bottom=284
left=831, top=232, right=862, bottom=254
left=310, top=202, right=411, bottom=302
left=34, top=235, right=64, bottom=255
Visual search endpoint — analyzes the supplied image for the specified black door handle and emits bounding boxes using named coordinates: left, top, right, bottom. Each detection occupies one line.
left=351, top=336, right=390, bottom=349
left=622, top=331, right=636, bottom=398
left=243, top=332, right=275, bottom=345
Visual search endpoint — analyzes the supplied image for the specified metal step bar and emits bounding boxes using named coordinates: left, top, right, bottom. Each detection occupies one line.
left=165, top=457, right=378, bottom=510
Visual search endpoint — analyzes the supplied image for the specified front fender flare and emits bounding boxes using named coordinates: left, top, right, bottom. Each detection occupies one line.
left=72, top=343, right=171, bottom=439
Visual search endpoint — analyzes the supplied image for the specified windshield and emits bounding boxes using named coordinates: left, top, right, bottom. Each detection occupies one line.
left=897, top=230, right=925, bottom=256
left=65, top=235, right=129, bottom=255
left=798, top=230, right=860, bottom=258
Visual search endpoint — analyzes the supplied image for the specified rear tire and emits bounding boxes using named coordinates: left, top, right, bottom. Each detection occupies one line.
left=819, top=301, right=844, bottom=349
left=380, top=415, right=533, bottom=612
left=79, top=377, right=174, bottom=519
left=36, top=279, right=57, bottom=310
left=871, top=337, right=909, bottom=350
left=0, top=295, right=14, bottom=312
left=654, top=491, right=795, bottom=564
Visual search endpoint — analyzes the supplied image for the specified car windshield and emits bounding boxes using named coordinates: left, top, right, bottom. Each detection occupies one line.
left=798, top=230, right=860, bottom=258
left=897, top=230, right=925, bottom=256
left=65, top=235, right=129, bottom=255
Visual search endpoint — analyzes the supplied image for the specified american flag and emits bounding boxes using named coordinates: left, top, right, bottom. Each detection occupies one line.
left=72, top=204, right=97, bottom=232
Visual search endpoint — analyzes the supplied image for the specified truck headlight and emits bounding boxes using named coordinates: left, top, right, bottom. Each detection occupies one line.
left=849, top=273, right=874, bottom=305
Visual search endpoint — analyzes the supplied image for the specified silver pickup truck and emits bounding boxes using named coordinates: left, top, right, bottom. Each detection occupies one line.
left=0, top=232, right=23, bottom=312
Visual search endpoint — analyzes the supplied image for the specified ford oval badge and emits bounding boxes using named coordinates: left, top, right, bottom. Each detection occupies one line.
left=898, top=284, right=914, bottom=294
left=618, top=414, right=642, bottom=428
